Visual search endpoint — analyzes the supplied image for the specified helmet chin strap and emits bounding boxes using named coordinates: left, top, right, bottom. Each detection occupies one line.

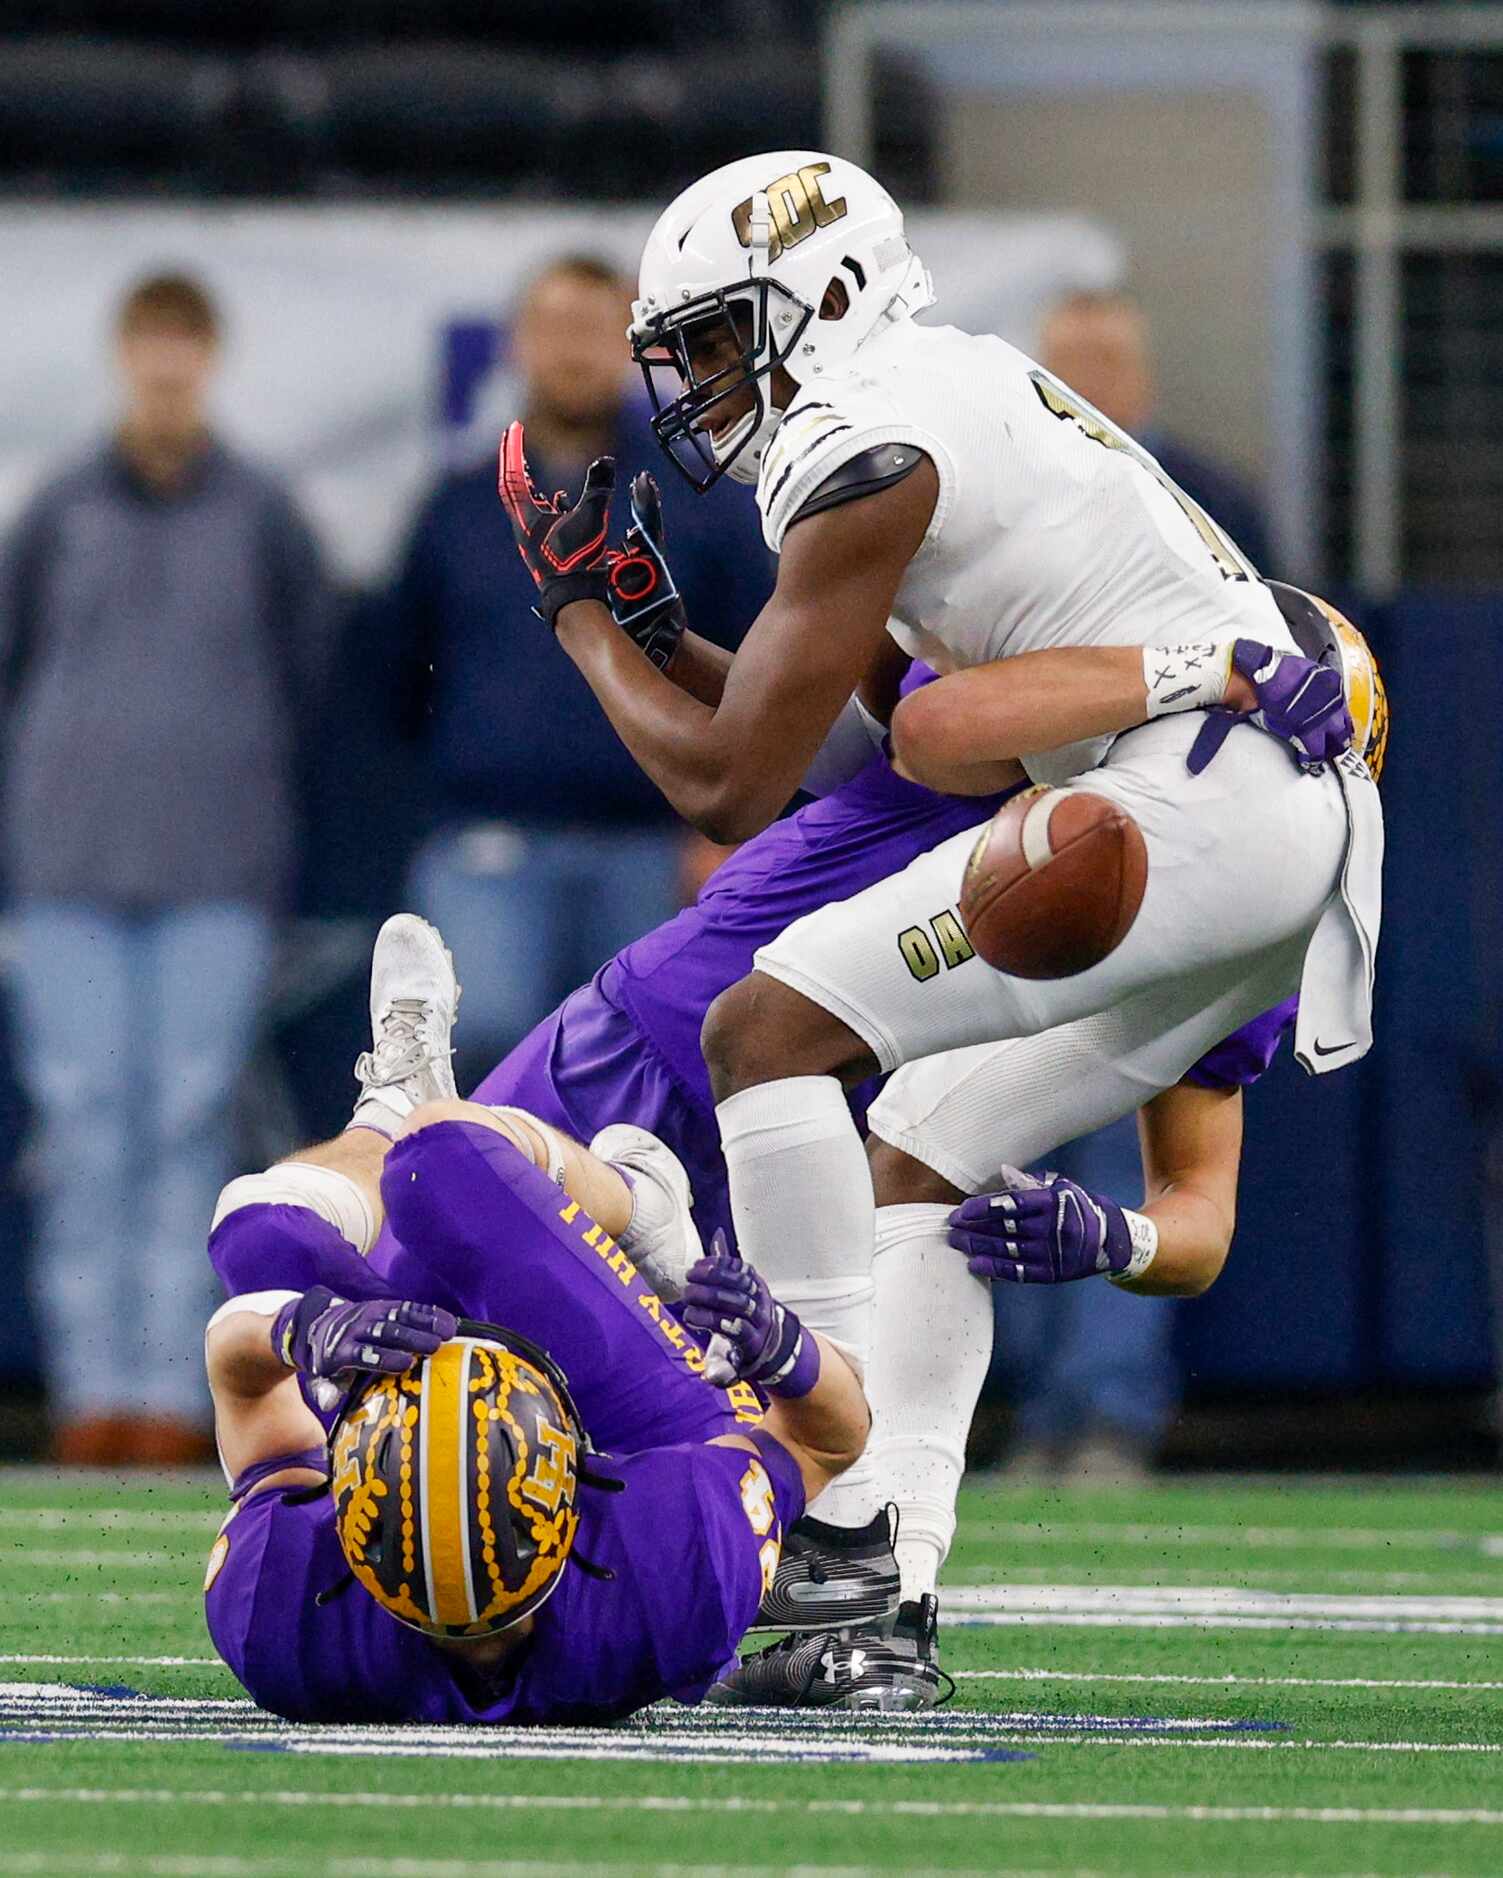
left=720, top=404, right=781, bottom=485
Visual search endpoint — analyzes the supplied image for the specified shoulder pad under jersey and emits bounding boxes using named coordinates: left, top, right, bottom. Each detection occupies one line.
left=787, top=443, right=924, bottom=529
left=758, top=373, right=934, bottom=553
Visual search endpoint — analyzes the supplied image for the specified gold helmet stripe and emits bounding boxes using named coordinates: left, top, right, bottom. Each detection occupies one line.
left=421, top=1341, right=478, bottom=1629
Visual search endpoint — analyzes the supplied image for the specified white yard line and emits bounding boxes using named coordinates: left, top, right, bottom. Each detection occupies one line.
left=944, top=1583, right=1503, bottom=1634
left=2, top=1551, right=195, bottom=1570
left=953, top=1612, right=1503, bottom=1634
left=956, top=1669, right=1503, bottom=1692
left=0, top=1856, right=1129, bottom=1878
left=0, top=1510, right=213, bottom=1532
left=950, top=1566, right=1503, bottom=1593
left=0, top=1788, right=1499, bottom=1829
left=17, top=1592, right=195, bottom=1606
left=0, top=1656, right=226, bottom=1669
left=967, top=1520, right=1502, bottom=1554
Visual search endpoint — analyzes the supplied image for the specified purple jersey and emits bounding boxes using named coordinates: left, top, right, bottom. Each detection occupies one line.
left=206, top=1120, right=799, bottom=1723
left=211, top=1121, right=765, bottom=1454
left=471, top=754, right=1016, bottom=1246
left=1183, top=996, right=1298, bottom=1090
left=207, top=1427, right=802, bottom=1725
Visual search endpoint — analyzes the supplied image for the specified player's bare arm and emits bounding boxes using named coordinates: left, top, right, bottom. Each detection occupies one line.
left=890, top=638, right=1355, bottom=797
left=546, top=460, right=937, bottom=843
left=205, top=1300, right=329, bottom=1490
left=889, top=646, right=1258, bottom=795
left=1126, top=1079, right=1243, bottom=1295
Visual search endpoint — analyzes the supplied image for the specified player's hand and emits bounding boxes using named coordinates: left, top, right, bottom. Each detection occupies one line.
left=948, top=1172, right=1152, bottom=1284
left=272, top=1287, right=457, bottom=1383
left=682, top=1231, right=820, bottom=1397
left=1187, top=640, right=1352, bottom=776
left=498, top=420, right=615, bottom=626
left=606, top=471, right=688, bottom=671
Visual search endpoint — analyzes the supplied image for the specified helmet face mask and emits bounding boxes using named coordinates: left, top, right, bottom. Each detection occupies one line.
left=632, top=279, right=812, bottom=492
left=632, top=151, right=935, bottom=493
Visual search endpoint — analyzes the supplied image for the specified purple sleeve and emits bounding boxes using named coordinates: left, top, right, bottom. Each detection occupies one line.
left=1182, top=998, right=1299, bottom=1090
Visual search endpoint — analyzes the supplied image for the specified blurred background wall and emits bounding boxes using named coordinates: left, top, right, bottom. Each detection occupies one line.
left=0, top=0, right=1497, bottom=1470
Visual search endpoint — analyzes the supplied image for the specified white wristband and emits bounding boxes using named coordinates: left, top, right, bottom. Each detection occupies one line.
left=1142, top=643, right=1233, bottom=718
left=1108, top=1210, right=1159, bottom=1284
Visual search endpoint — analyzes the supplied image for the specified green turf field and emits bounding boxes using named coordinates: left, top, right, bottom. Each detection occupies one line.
left=3, top=1468, right=1502, bottom=1877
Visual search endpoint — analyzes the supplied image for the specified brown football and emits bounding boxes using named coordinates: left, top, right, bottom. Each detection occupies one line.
left=958, top=787, right=1148, bottom=979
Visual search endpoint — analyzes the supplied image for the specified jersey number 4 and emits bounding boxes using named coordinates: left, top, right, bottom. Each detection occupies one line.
left=1029, top=371, right=1257, bottom=584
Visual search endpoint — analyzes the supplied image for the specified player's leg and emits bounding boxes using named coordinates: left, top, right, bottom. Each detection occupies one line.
left=378, top=1102, right=737, bottom=1453
left=855, top=981, right=1284, bottom=1604
left=209, top=912, right=460, bottom=1304
left=467, top=1011, right=709, bottom=1305
left=702, top=721, right=1347, bottom=1399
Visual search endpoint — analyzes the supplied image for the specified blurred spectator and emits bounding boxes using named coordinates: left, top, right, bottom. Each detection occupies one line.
left=378, top=253, right=772, bottom=1086
left=1039, top=290, right=1273, bottom=574
left=990, top=1114, right=1168, bottom=1485
left=0, top=272, right=331, bottom=1466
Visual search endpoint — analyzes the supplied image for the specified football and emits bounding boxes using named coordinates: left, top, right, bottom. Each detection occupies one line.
left=958, top=787, right=1148, bottom=978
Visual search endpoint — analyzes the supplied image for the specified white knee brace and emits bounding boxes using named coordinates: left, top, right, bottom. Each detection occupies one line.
left=211, top=1163, right=378, bottom=1256
left=482, top=1105, right=569, bottom=1187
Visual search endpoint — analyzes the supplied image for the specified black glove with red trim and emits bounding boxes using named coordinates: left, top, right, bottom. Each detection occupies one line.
left=499, top=420, right=615, bottom=626
left=606, top=472, right=688, bottom=672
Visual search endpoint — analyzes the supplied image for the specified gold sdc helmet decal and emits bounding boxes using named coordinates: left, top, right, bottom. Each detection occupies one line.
left=331, top=1336, right=581, bottom=1638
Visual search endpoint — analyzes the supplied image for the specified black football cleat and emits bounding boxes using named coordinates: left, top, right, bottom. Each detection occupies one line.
left=707, top=1595, right=952, bottom=1712
left=751, top=1505, right=900, bottom=1632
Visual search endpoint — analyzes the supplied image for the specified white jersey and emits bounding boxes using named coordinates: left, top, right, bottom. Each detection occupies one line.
left=756, top=319, right=1295, bottom=784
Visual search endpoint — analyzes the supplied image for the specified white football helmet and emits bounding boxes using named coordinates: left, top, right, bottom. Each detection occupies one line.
left=630, top=150, right=934, bottom=490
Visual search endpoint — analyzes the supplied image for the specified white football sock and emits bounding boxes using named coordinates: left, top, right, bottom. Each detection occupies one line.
left=717, top=1076, right=877, bottom=1366
left=862, top=1202, right=995, bottom=1605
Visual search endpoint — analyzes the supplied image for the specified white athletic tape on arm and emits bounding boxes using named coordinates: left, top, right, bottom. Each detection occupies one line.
left=212, top=1164, right=377, bottom=1255
left=1107, top=1210, right=1160, bottom=1284
left=1142, top=643, right=1234, bottom=718
left=204, top=1289, right=301, bottom=1338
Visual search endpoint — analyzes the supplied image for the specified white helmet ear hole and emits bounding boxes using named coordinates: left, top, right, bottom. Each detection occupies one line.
left=819, top=276, right=851, bottom=321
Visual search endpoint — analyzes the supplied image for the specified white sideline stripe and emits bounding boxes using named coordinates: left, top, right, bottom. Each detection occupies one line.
left=951, top=1566, right=1503, bottom=1593
left=0, top=1510, right=214, bottom=1532
left=0, top=1859, right=1077, bottom=1878
left=969, top=1520, right=1503, bottom=1554
left=18, top=1593, right=194, bottom=1606
left=945, top=1583, right=1503, bottom=1634
left=2, top=1789, right=1502, bottom=1829
left=0, top=1656, right=226, bottom=1669
left=945, top=1584, right=1503, bottom=1617
left=953, top=1612, right=1503, bottom=1635
left=5, top=1551, right=191, bottom=1570
left=956, top=1668, right=1503, bottom=1692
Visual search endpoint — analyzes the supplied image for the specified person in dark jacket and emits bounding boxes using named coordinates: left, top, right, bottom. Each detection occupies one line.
left=0, top=272, right=331, bottom=1465
left=381, top=254, right=773, bottom=1085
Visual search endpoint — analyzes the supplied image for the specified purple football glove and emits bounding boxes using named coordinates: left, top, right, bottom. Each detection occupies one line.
left=1187, top=639, right=1352, bottom=776
left=272, top=1287, right=457, bottom=1386
left=948, top=1172, right=1151, bottom=1285
left=681, top=1231, right=820, bottom=1397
